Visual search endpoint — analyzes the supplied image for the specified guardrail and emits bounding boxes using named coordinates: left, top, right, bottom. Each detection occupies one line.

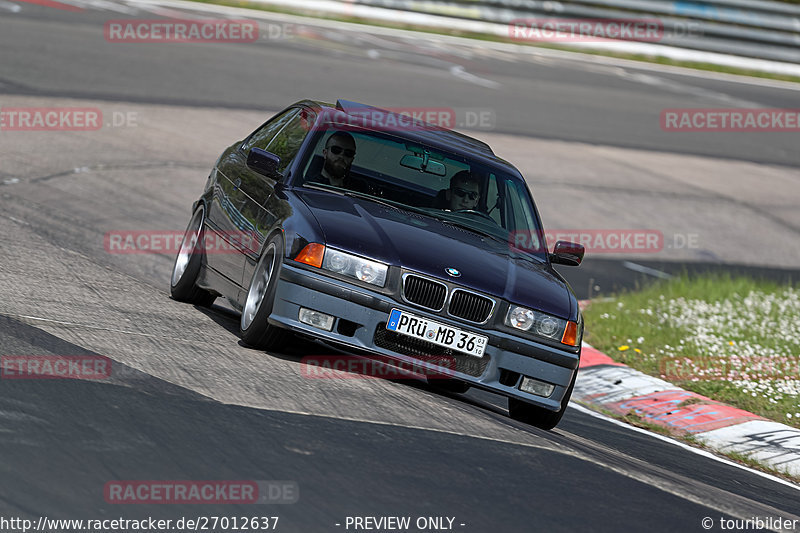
left=339, top=0, right=800, bottom=64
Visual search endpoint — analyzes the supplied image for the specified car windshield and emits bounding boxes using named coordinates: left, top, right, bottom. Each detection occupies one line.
left=298, top=127, right=548, bottom=261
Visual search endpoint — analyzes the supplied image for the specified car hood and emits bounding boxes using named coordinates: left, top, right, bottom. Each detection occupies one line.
left=296, top=189, right=573, bottom=319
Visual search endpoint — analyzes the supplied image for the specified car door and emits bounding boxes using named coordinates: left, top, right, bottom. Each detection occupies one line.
left=205, top=108, right=299, bottom=287
left=239, top=108, right=316, bottom=287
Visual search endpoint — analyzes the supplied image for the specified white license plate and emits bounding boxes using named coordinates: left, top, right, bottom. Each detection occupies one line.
left=386, top=309, right=487, bottom=357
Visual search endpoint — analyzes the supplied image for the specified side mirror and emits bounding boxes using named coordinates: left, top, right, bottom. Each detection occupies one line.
left=550, top=240, right=584, bottom=266
left=247, top=147, right=281, bottom=177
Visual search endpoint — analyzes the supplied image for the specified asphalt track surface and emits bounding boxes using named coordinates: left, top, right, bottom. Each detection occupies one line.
left=1, top=2, right=799, bottom=531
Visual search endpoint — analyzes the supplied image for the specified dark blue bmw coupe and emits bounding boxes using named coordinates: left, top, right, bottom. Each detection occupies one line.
left=171, top=99, right=585, bottom=429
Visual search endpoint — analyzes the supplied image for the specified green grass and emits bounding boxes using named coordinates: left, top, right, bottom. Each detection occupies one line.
left=584, top=274, right=800, bottom=429
left=186, top=0, right=800, bottom=84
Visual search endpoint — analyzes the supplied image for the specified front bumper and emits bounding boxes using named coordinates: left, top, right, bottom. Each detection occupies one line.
left=269, top=263, right=579, bottom=411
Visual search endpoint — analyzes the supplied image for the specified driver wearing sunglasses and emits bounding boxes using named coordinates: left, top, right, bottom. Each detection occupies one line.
left=314, top=131, right=358, bottom=189
left=445, top=170, right=481, bottom=211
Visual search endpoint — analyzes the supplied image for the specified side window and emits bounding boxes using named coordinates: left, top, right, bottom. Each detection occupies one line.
left=241, top=108, right=300, bottom=153
left=266, top=111, right=314, bottom=174
left=506, top=179, right=541, bottom=250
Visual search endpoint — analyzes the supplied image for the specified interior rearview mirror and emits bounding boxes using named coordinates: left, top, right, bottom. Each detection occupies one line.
left=400, top=154, right=446, bottom=176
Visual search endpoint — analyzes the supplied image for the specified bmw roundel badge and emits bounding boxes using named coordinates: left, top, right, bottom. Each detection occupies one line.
left=445, top=267, right=461, bottom=277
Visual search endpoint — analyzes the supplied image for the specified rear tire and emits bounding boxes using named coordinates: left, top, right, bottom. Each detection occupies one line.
left=170, top=205, right=216, bottom=307
left=508, top=371, right=577, bottom=430
left=239, top=233, right=290, bottom=351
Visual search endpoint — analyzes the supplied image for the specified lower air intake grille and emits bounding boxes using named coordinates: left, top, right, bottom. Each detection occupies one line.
left=373, top=324, right=489, bottom=377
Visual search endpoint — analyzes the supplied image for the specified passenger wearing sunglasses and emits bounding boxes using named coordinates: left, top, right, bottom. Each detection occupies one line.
left=443, top=170, right=481, bottom=211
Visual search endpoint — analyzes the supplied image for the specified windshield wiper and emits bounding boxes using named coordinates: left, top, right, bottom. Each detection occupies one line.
left=342, top=190, right=453, bottom=221
left=304, top=184, right=403, bottom=210
left=341, top=190, right=424, bottom=213
left=439, top=218, right=499, bottom=240
left=440, top=219, right=546, bottom=264
left=446, top=221, right=545, bottom=264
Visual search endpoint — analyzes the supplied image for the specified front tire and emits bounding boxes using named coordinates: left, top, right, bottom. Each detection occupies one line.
left=431, top=379, right=470, bottom=394
left=239, top=233, right=289, bottom=350
left=170, top=205, right=216, bottom=307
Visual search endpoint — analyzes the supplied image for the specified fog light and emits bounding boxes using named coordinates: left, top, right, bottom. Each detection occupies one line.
left=519, top=376, right=555, bottom=397
left=299, top=308, right=334, bottom=331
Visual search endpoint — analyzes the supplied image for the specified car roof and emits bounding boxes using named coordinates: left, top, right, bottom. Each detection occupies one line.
left=294, top=99, right=521, bottom=175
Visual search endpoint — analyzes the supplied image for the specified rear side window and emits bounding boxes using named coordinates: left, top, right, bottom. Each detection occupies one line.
left=241, top=108, right=300, bottom=153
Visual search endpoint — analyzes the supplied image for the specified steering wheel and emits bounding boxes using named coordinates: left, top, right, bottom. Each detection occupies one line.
left=453, top=209, right=496, bottom=223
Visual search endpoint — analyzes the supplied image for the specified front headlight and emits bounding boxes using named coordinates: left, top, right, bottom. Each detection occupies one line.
left=322, top=248, right=388, bottom=287
left=507, top=306, right=536, bottom=330
left=505, top=305, right=581, bottom=346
